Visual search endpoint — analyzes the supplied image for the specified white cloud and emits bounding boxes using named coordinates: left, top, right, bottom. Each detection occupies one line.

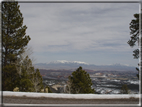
left=18, top=3, right=139, bottom=65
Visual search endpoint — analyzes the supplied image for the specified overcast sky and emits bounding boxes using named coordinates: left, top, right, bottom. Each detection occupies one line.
left=16, top=2, right=139, bottom=66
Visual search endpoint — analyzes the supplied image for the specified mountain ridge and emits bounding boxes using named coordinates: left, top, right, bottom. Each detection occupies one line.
left=46, top=60, right=89, bottom=65
left=34, top=60, right=136, bottom=71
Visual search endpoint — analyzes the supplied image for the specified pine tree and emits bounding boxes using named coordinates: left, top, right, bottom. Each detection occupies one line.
left=31, top=69, right=43, bottom=92
left=128, top=13, right=142, bottom=79
left=2, top=1, right=30, bottom=91
left=15, top=55, right=34, bottom=92
left=67, top=66, right=95, bottom=94
left=120, top=84, right=130, bottom=94
left=15, top=55, right=43, bottom=92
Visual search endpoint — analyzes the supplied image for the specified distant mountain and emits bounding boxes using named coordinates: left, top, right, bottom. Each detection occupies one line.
left=46, top=60, right=89, bottom=65
left=34, top=60, right=136, bottom=71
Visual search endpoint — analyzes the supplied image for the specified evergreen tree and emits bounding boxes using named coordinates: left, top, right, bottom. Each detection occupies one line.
left=67, top=66, right=95, bottom=94
left=2, top=1, right=30, bottom=90
left=128, top=13, right=142, bottom=79
left=15, top=55, right=34, bottom=92
left=120, top=84, right=130, bottom=94
left=31, top=69, right=43, bottom=92
left=15, top=55, right=43, bottom=92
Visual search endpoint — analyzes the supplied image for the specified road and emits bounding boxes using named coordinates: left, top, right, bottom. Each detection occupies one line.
left=2, top=96, right=140, bottom=107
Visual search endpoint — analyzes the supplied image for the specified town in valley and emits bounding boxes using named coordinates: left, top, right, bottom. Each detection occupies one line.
left=35, top=61, right=139, bottom=94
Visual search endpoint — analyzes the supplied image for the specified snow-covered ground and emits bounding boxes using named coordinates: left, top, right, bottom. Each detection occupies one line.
left=128, top=80, right=139, bottom=84
left=2, top=91, right=140, bottom=99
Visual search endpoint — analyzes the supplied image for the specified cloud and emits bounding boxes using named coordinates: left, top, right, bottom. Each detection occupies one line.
left=19, top=3, right=138, bottom=65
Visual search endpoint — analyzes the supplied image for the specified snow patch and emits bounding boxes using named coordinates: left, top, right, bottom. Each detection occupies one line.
left=128, top=80, right=139, bottom=84
left=2, top=91, right=139, bottom=99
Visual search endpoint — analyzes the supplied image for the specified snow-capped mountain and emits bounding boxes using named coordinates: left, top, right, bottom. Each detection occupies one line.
left=34, top=60, right=136, bottom=71
left=46, top=60, right=89, bottom=65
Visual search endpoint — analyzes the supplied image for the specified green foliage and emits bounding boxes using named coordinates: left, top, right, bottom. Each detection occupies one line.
left=3, top=64, right=19, bottom=91
left=32, top=69, right=44, bottom=92
left=120, top=84, right=130, bottom=94
left=16, top=56, right=43, bottom=92
left=128, top=14, right=140, bottom=48
left=67, top=66, right=95, bottom=94
left=2, top=2, right=30, bottom=66
left=2, top=2, right=30, bottom=91
left=20, top=78, right=34, bottom=92
left=2, top=2, right=44, bottom=92
left=128, top=13, right=142, bottom=80
left=136, top=67, right=139, bottom=79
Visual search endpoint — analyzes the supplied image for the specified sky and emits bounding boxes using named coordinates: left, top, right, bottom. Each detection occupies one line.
left=1, top=0, right=140, bottom=66
left=17, top=1, right=140, bottom=66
